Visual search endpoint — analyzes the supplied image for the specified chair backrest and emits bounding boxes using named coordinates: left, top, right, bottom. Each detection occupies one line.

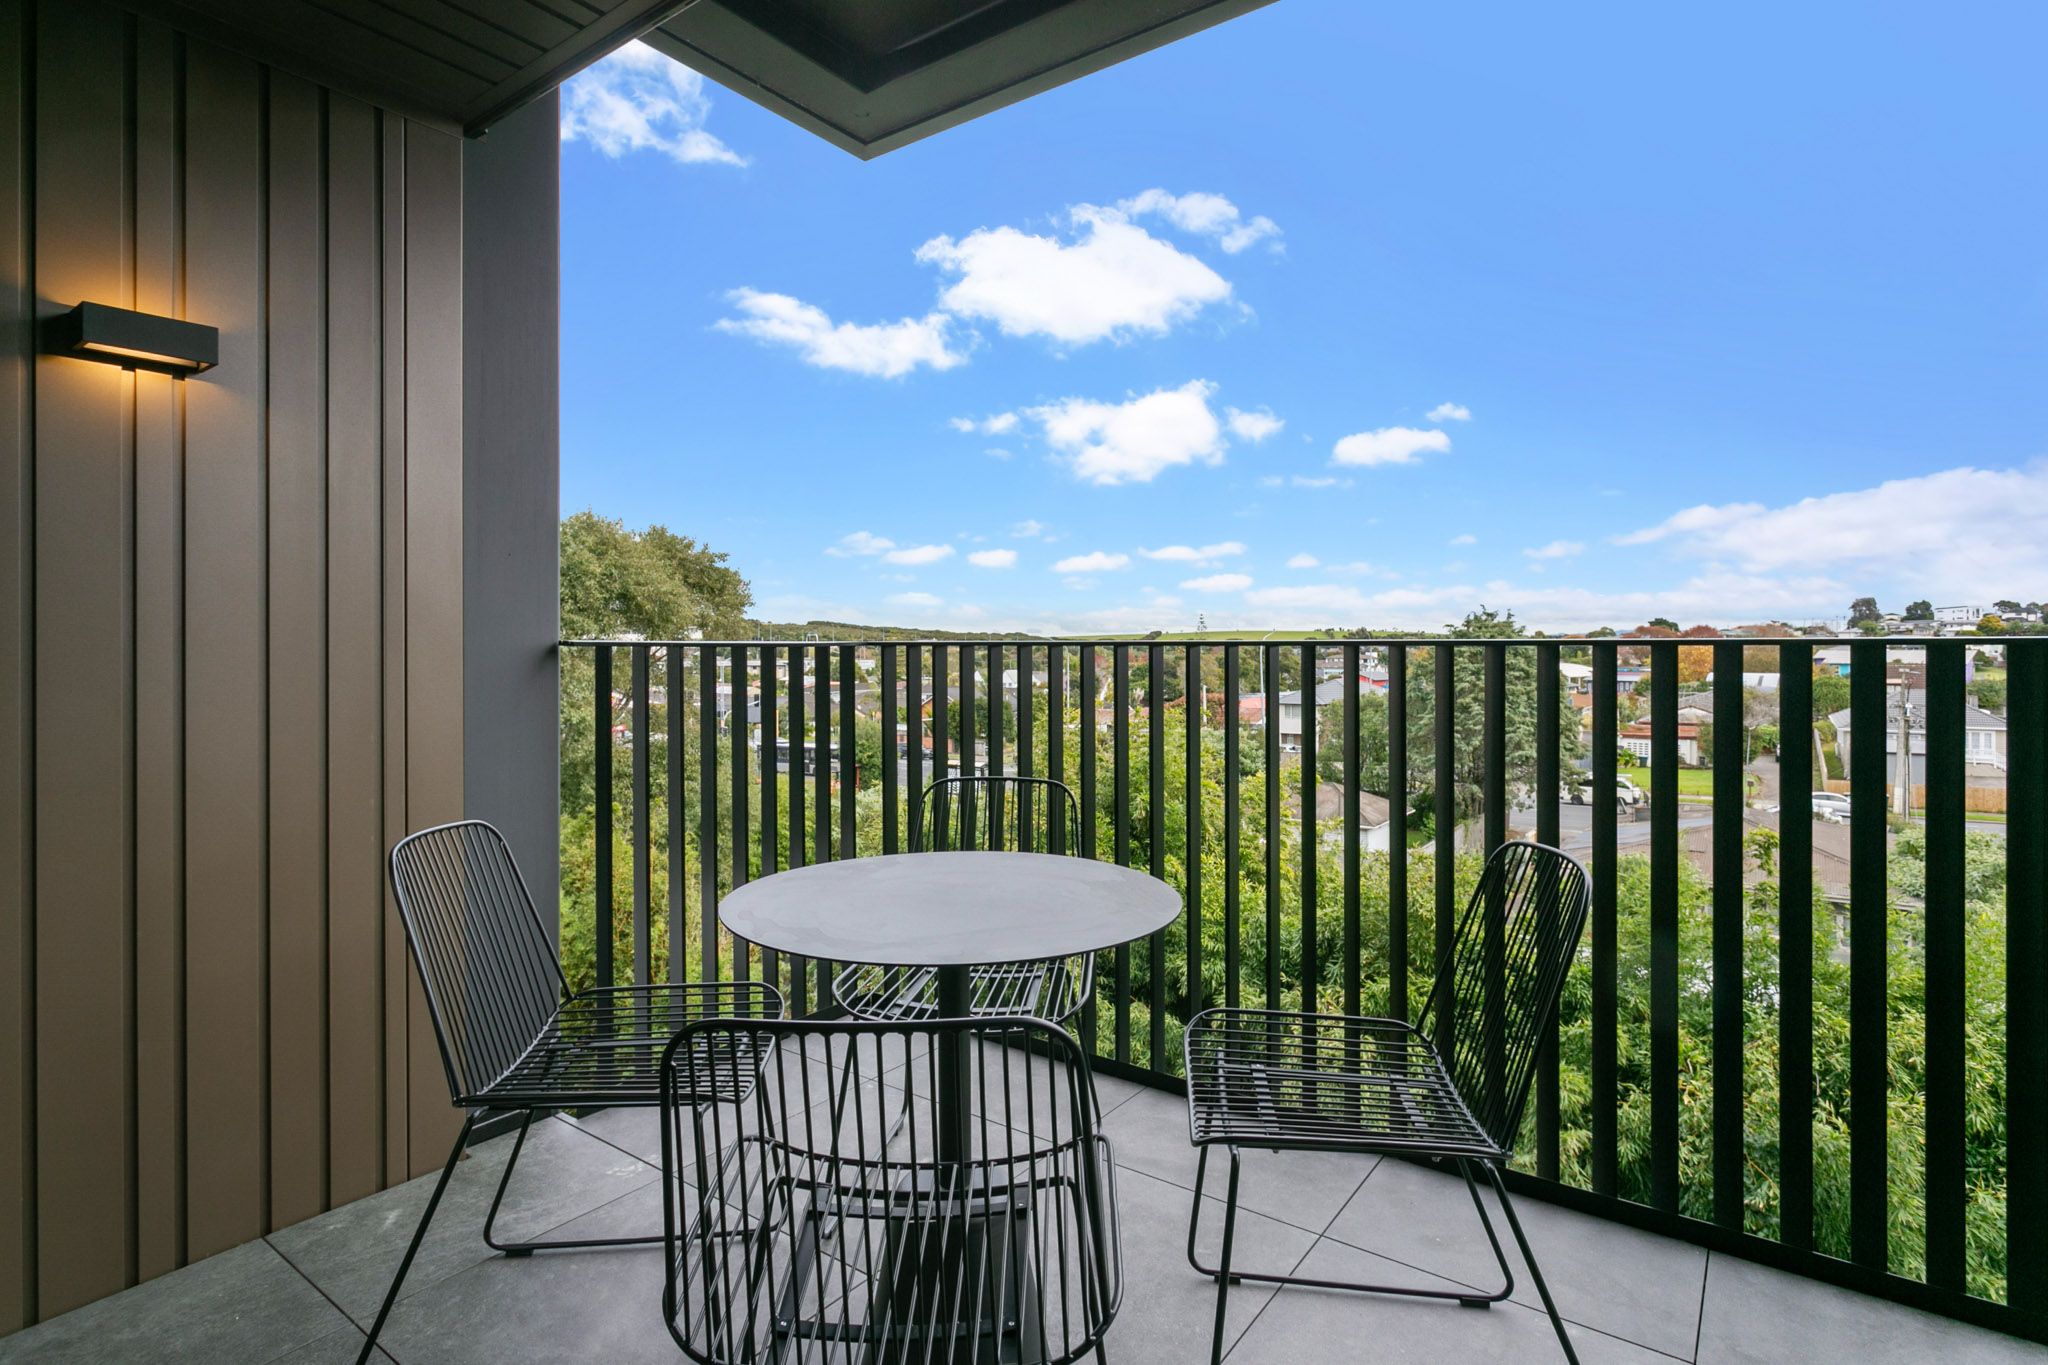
left=661, top=1016, right=1119, bottom=1365
left=388, top=820, right=568, bottom=1105
left=913, top=774, right=1081, bottom=855
left=1412, top=841, right=1590, bottom=1152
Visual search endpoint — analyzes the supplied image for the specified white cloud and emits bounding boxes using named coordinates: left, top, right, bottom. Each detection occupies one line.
left=1427, top=402, right=1473, bottom=423
left=1291, top=475, right=1345, bottom=488
left=1062, top=576, right=1097, bottom=590
left=1524, top=540, right=1585, bottom=560
left=1614, top=463, right=2048, bottom=598
left=967, top=548, right=1017, bottom=568
left=1139, top=541, right=1246, bottom=563
left=882, top=543, right=955, bottom=566
left=1029, top=380, right=1226, bottom=485
left=1118, top=190, right=1282, bottom=253
left=985, top=448, right=1011, bottom=460
left=1286, top=553, right=1319, bottom=569
left=1011, top=520, right=1045, bottom=538
left=886, top=592, right=943, bottom=608
left=1331, top=426, right=1452, bottom=467
left=916, top=207, right=1231, bottom=346
left=715, top=289, right=964, bottom=378
left=1449, top=533, right=1477, bottom=546
left=560, top=41, right=746, bottom=167
left=950, top=411, right=1018, bottom=435
left=1052, top=551, right=1131, bottom=573
left=827, top=531, right=894, bottom=557
left=1181, top=573, right=1253, bottom=592
left=1224, top=406, right=1285, bottom=442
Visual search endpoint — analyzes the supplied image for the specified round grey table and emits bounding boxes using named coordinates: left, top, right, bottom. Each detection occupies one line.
left=719, top=850, right=1182, bottom=1159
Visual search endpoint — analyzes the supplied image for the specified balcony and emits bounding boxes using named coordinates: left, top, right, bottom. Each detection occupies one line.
left=4, top=1077, right=2041, bottom=1362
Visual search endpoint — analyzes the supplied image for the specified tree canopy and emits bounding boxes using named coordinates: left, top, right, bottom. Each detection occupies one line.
left=560, top=510, right=752, bottom=640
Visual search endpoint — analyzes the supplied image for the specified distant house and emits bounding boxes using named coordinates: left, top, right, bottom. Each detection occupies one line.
left=1702, top=671, right=1780, bottom=691
left=1619, top=718, right=1702, bottom=766
left=1832, top=697, right=2007, bottom=776
left=1274, top=681, right=1346, bottom=749
left=1239, top=693, right=1266, bottom=725
left=1936, top=605, right=1985, bottom=626
left=1287, top=782, right=1396, bottom=853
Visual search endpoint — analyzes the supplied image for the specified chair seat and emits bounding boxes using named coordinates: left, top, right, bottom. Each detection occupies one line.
left=1183, top=1007, right=1502, bottom=1162
left=834, top=958, right=1089, bottom=1024
left=471, top=980, right=781, bottom=1110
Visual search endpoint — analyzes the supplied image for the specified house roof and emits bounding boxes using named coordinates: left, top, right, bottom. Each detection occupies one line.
left=1285, top=782, right=1393, bottom=827
left=137, top=0, right=1277, bottom=155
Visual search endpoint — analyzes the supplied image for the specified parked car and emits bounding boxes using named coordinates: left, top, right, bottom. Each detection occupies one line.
left=1564, top=775, right=1647, bottom=808
left=1810, top=791, right=1852, bottom=822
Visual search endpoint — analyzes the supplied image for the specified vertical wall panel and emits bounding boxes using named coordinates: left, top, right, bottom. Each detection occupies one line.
left=31, top=2, right=135, bottom=1317
left=264, top=72, right=327, bottom=1230
left=130, top=14, right=184, bottom=1284
left=377, top=110, right=409, bottom=1185
left=400, top=120, right=463, bottom=1174
left=0, top=0, right=32, bottom=1334
left=1, top=0, right=544, bottom=1331
left=180, top=38, right=268, bottom=1260
left=323, top=92, right=384, bottom=1211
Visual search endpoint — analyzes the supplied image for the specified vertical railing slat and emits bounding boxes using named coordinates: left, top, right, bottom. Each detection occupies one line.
left=881, top=644, right=898, bottom=855
left=632, top=645, right=651, bottom=986
left=666, top=648, right=685, bottom=984
left=696, top=644, right=718, bottom=983
left=1078, top=645, right=1098, bottom=1058
left=1651, top=639, right=1679, bottom=1214
left=1848, top=638, right=1889, bottom=1270
left=730, top=644, right=750, bottom=986
left=908, top=645, right=925, bottom=847
left=1225, top=645, right=1242, bottom=1012
left=1924, top=641, right=1966, bottom=1291
left=1591, top=642, right=1617, bottom=1197
left=758, top=645, right=779, bottom=999
left=1185, top=643, right=1205, bottom=1018
left=1149, top=641, right=1167, bottom=1064
left=1343, top=643, right=1361, bottom=1018
left=2009, top=641, right=2048, bottom=1314
left=1388, top=644, right=1409, bottom=1024
left=1535, top=640, right=1560, bottom=1180
left=596, top=642, right=614, bottom=989
left=1301, top=643, right=1319, bottom=1012
left=1266, top=643, right=1283, bottom=1012
left=813, top=643, right=831, bottom=1006
left=1712, top=641, right=1745, bottom=1228
left=1114, top=645, right=1132, bottom=1062
left=1433, top=645, right=1455, bottom=991
left=1777, top=644, right=1815, bottom=1250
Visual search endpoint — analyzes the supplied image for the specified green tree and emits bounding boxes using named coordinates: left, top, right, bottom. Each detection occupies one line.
left=1848, top=596, right=1882, bottom=625
left=1811, top=671, right=1850, bottom=720
left=560, top=509, right=752, bottom=639
left=1904, top=600, right=1934, bottom=621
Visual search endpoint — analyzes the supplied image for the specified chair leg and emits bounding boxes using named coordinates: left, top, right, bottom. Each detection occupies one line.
left=482, top=1108, right=667, bottom=1254
left=355, top=1113, right=475, bottom=1365
left=1203, top=1147, right=1243, bottom=1365
left=1480, top=1163, right=1580, bottom=1364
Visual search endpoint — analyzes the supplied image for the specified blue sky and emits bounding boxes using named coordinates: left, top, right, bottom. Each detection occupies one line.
left=559, top=0, right=2048, bottom=634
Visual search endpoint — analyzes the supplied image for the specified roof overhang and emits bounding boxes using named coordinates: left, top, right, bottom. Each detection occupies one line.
left=117, top=0, right=1276, bottom=155
left=645, top=0, right=1280, bottom=160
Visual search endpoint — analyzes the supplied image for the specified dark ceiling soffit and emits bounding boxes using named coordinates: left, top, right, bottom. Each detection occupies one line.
left=457, top=0, right=706, bottom=136
left=114, top=0, right=702, bottom=139
left=645, top=0, right=1278, bottom=161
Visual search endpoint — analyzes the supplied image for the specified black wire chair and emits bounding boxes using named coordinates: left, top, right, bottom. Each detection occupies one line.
left=354, top=820, right=783, bottom=1365
left=1181, top=840, right=1592, bottom=1365
left=834, top=777, right=1093, bottom=1025
left=661, top=1015, right=1122, bottom=1365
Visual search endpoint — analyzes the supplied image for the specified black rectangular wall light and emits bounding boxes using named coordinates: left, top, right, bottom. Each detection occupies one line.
left=45, top=301, right=218, bottom=377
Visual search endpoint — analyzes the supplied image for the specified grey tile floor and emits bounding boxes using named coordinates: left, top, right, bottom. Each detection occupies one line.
left=3, top=1072, right=2042, bottom=1364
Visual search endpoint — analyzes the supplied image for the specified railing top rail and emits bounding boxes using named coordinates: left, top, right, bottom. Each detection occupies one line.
left=559, top=635, right=2035, bottom=649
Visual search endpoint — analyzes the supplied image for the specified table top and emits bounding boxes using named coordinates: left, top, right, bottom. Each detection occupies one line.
left=716, top=852, right=1183, bottom=967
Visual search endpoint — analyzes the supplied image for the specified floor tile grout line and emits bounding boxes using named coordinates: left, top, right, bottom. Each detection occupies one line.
left=1211, top=1154, right=1377, bottom=1361
left=261, top=1236, right=403, bottom=1364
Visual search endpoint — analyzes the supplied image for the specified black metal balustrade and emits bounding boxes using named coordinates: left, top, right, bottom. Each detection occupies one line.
left=560, top=635, right=2048, bottom=1347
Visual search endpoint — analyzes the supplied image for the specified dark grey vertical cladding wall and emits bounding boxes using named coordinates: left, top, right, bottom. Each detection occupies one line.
left=0, top=0, right=480, bottom=1331
left=463, top=93, right=559, bottom=925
